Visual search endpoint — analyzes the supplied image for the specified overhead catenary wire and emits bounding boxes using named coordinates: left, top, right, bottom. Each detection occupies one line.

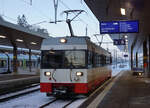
left=1, top=14, right=18, bottom=22
left=19, top=0, right=52, bottom=21
left=80, top=0, right=98, bottom=26
left=20, top=0, right=31, bottom=5
left=18, top=0, right=98, bottom=36
left=59, top=1, right=94, bottom=28
left=59, top=0, right=98, bottom=36
left=1, top=0, right=100, bottom=39
left=0, top=0, right=5, bottom=16
left=1, top=0, right=53, bottom=24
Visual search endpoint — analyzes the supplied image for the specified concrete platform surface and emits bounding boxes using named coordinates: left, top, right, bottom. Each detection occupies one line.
left=0, top=73, right=39, bottom=95
left=97, top=71, right=150, bottom=108
left=0, top=74, right=38, bottom=81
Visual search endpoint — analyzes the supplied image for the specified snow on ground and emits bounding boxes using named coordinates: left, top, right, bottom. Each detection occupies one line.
left=67, top=98, right=87, bottom=108
left=0, top=91, right=86, bottom=108
left=0, top=91, right=55, bottom=108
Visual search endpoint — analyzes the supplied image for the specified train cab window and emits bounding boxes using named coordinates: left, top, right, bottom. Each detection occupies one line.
left=41, top=50, right=86, bottom=69
left=41, top=51, right=64, bottom=68
left=65, top=51, right=85, bottom=68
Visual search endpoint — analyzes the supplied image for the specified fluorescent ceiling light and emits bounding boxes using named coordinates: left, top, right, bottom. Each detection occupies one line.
left=16, top=39, right=23, bottom=42
left=120, top=8, right=126, bottom=15
left=0, top=35, right=6, bottom=38
left=30, top=42, right=37, bottom=45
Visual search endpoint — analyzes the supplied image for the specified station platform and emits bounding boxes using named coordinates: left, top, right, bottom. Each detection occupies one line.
left=87, top=70, right=150, bottom=108
left=0, top=70, right=40, bottom=95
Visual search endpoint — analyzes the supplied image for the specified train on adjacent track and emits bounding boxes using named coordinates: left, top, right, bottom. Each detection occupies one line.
left=0, top=50, right=40, bottom=74
left=40, top=36, right=112, bottom=96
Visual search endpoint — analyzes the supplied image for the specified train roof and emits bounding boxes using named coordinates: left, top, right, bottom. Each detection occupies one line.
left=41, top=36, right=111, bottom=55
left=41, top=36, right=90, bottom=45
left=0, top=46, right=40, bottom=55
left=0, top=53, right=39, bottom=60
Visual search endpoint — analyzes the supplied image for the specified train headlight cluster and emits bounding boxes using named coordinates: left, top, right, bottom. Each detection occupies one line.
left=44, top=72, right=51, bottom=76
left=76, top=72, right=83, bottom=76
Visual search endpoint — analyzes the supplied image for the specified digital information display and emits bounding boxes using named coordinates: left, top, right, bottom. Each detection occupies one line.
left=100, top=21, right=119, bottom=34
left=119, top=21, right=139, bottom=33
left=100, top=20, right=139, bottom=34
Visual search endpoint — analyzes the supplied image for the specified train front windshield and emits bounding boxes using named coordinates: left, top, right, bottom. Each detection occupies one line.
left=41, top=50, right=86, bottom=69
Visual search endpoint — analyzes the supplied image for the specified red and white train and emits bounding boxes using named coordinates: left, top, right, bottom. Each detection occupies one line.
left=40, top=36, right=112, bottom=96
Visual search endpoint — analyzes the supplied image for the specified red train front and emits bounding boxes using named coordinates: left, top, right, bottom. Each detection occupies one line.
left=40, top=36, right=112, bottom=96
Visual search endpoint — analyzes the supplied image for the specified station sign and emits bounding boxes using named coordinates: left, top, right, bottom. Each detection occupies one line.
left=113, top=39, right=126, bottom=45
left=100, top=20, right=139, bottom=34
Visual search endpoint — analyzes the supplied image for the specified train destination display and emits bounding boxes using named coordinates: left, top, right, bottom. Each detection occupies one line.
left=100, top=20, right=139, bottom=34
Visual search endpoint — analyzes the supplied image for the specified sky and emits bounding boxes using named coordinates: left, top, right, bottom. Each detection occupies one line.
left=0, top=0, right=126, bottom=58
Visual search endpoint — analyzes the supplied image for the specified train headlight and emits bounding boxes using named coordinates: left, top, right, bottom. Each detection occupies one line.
left=138, top=72, right=142, bottom=76
left=76, top=72, right=83, bottom=76
left=44, top=72, right=51, bottom=76
left=60, top=38, right=67, bottom=43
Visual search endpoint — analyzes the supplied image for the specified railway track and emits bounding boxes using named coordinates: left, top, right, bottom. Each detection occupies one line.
left=62, top=98, right=78, bottom=108
left=39, top=98, right=58, bottom=108
left=39, top=77, right=115, bottom=108
left=39, top=98, right=78, bottom=108
left=0, top=84, right=40, bottom=102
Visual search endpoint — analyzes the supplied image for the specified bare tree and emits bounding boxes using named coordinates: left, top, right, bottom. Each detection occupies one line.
left=17, top=14, right=28, bottom=27
left=17, top=14, right=49, bottom=35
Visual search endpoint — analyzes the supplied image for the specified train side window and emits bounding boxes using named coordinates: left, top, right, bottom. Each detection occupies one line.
left=100, top=55, right=106, bottom=66
left=92, top=52, right=96, bottom=68
left=95, top=53, right=99, bottom=67
left=97, top=55, right=101, bottom=67
left=88, top=51, right=92, bottom=68
left=0, top=60, right=2, bottom=68
left=0, top=60, right=7, bottom=68
left=106, top=56, right=110, bottom=64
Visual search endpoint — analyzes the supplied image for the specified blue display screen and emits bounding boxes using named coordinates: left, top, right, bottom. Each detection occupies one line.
left=100, top=20, right=139, bottom=34
left=100, top=21, right=119, bottom=34
left=119, top=21, right=139, bottom=33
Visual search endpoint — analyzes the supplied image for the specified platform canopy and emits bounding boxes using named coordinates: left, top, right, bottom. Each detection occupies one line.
left=84, top=0, right=150, bottom=53
left=0, top=16, right=49, bottom=50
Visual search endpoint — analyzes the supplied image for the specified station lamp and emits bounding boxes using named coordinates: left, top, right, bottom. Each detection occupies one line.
left=16, top=39, right=23, bottom=42
left=30, top=42, right=37, bottom=45
left=120, top=8, right=126, bottom=15
left=0, top=35, right=6, bottom=39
